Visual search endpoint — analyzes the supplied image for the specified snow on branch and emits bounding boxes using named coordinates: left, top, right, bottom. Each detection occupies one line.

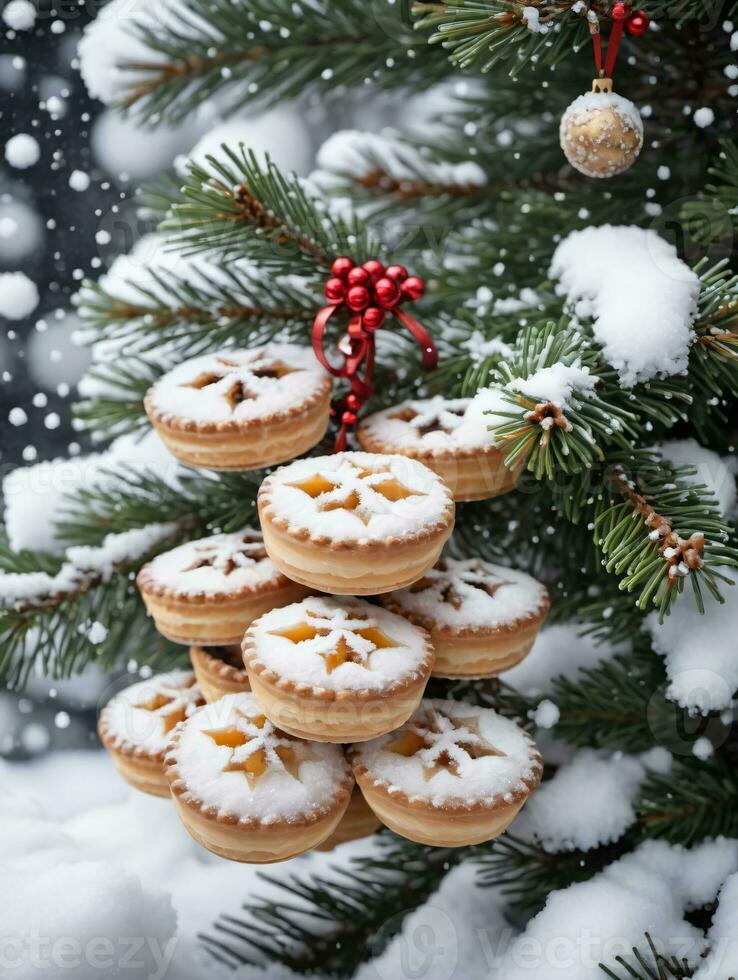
left=312, top=129, right=486, bottom=202
left=78, top=0, right=430, bottom=124
left=471, top=318, right=640, bottom=480
left=0, top=523, right=180, bottom=609
left=160, top=147, right=377, bottom=269
left=550, top=225, right=701, bottom=387
left=645, top=566, right=738, bottom=714
left=497, top=838, right=738, bottom=980
left=513, top=749, right=647, bottom=853
left=76, top=233, right=317, bottom=370
left=2, top=430, right=184, bottom=553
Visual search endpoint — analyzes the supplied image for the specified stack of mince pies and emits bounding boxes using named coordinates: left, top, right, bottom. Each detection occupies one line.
left=99, top=347, right=549, bottom=863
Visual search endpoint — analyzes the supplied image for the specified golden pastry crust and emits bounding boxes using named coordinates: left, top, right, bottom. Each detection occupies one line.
left=98, top=671, right=205, bottom=797
left=257, top=452, right=454, bottom=594
left=259, top=518, right=452, bottom=595
left=189, top=645, right=251, bottom=702
left=421, top=622, right=546, bottom=679
left=380, top=557, right=549, bottom=678
left=348, top=771, right=534, bottom=847
left=242, top=596, right=435, bottom=742
left=356, top=397, right=522, bottom=501
left=313, top=785, right=381, bottom=851
left=347, top=698, right=542, bottom=847
left=143, top=345, right=332, bottom=471
left=138, top=576, right=310, bottom=646
left=147, top=399, right=331, bottom=471
left=137, top=529, right=311, bottom=646
left=164, top=693, right=354, bottom=862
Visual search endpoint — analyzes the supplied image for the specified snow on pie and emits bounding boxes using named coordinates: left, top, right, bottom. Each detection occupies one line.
left=381, top=556, right=549, bottom=678
left=257, top=451, right=455, bottom=594
left=242, top=595, right=435, bottom=742
left=165, top=692, right=353, bottom=863
left=98, top=670, right=205, bottom=797
left=137, top=527, right=309, bottom=646
left=348, top=698, right=542, bottom=847
left=357, top=395, right=521, bottom=501
left=144, top=344, right=332, bottom=471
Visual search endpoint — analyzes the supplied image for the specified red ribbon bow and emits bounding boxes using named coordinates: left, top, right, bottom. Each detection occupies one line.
left=312, top=257, right=437, bottom=452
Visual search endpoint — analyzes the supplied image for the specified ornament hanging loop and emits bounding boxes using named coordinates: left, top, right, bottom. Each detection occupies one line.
left=589, top=3, right=650, bottom=80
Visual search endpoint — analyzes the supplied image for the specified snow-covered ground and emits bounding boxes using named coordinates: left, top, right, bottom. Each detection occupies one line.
left=3, top=747, right=738, bottom=980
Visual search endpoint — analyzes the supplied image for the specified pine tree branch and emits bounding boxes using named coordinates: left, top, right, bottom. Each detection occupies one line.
left=599, top=933, right=694, bottom=980
left=74, top=359, right=160, bottom=440
left=595, top=457, right=738, bottom=619
left=474, top=832, right=633, bottom=914
left=0, top=576, right=183, bottom=689
left=161, top=149, right=377, bottom=268
left=412, top=0, right=593, bottom=75
left=682, top=138, right=738, bottom=243
left=117, top=0, right=441, bottom=124
left=483, top=318, right=696, bottom=480
left=688, top=264, right=738, bottom=442
left=79, top=265, right=317, bottom=354
left=549, top=648, right=671, bottom=753
left=635, top=756, right=738, bottom=845
left=0, top=528, right=61, bottom=576
left=55, top=466, right=263, bottom=545
left=199, top=832, right=465, bottom=975
left=0, top=524, right=187, bottom=688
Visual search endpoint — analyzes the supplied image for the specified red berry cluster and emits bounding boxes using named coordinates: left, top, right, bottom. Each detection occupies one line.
left=611, top=1, right=650, bottom=35
left=324, top=257, right=425, bottom=335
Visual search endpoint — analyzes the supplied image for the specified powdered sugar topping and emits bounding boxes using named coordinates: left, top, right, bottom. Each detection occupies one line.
left=168, top=692, right=350, bottom=822
left=384, top=557, right=549, bottom=633
left=141, top=528, right=282, bottom=597
left=260, top=451, right=453, bottom=544
left=351, top=698, right=541, bottom=806
left=145, top=344, right=329, bottom=425
left=359, top=397, right=500, bottom=456
left=246, top=595, right=431, bottom=692
left=100, top=670, right=205, bottom=756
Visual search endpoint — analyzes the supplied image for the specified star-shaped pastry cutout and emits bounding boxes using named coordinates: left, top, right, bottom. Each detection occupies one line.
left=387, top=708, right=505, bottom=780
left=204, top=709, right=304, bottom=787
left=388, top=401, right=466, bottom=437
left=182, top=533, right=268, bottom=576
left=409, top=560, right=512, bottom=610
left=288, top=461, right=425, bottom=526
left=138, top=676, right=203, bottom=734
left=269, top=607, right=398, bottom=674
left=178, top=356, right=300, bottom=415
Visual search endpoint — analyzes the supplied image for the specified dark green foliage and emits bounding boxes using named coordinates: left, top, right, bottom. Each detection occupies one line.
left=119, top=0, right=444, bottom=124
left=162, top=148, right=378, bottom=266
left=199, top=832, right=464, bottom=975
left=55, top=466, right=263, bottom=545
left=599, top=933, right=694, bottom=980
left=3, top=2, right=737, bottom=976
left=0, top=528, right=185, bottom=688
left=475, top=832, right=633, bottom=914
left=635, top=756, right=738, bottom=845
